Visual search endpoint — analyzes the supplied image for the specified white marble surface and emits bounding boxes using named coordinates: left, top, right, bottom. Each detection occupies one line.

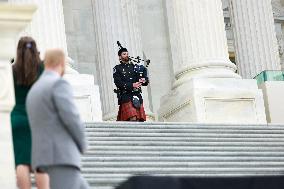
left=0, top=3, right=36, bottom=188
left=9, top=0, right=101, bottom=123
left=158, top=0, right=267, bottom=123
left=59, top=0, right=284, bottom=123
left=64, top=74, right=103, bottom=122
left=9, top=0, right=68, bottom=59
left=136, top=0, right=173, bottom=117
left=229, top=0, right=281, bottom=79
left=259, top=81, right=284, bottom=124
left=165, top=0, right=239, bottom=84
left=9, top=0, right=80, bottom=73
left=159, top=78, right=267, bottom=124
left=92, top=0, right=154, bottom=121
left=0, top=60, right=16, bottom=189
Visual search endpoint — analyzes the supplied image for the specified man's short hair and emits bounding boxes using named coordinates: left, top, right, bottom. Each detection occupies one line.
left=118, top=48, right=128, bottom=56
left=44, top=49, right=65, bottom=67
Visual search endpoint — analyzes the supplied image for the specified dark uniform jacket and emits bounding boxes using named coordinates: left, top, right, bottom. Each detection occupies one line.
left=113, top=62, right=149, bottom=105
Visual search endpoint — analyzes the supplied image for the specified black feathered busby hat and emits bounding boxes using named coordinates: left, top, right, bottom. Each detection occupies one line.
left=118, top=48, right=128, bottom=56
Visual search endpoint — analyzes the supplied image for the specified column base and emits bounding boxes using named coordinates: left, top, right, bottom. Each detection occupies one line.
left=259, top=81, right=284, bottom=124
left=64, top=74, right=102, bottom=122
left=158, top=78, right=267, bottom=124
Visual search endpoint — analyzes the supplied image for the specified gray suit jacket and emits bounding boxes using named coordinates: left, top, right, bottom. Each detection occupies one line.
left=26, top=70, right=87, bottom=170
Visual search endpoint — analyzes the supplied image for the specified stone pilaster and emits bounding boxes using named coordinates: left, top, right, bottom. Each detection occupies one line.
left=92, top=0, right=154, bottom=121
left=158, top=0, right=266, bottom=124
left=0, top=4, right=36, bottom=188
left=229, top=0, right=281, bottom=78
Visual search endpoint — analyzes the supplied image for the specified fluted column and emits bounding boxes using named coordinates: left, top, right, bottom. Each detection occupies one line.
left=0, top=4, right=36, bottom=188
left=92, top=0, right=154, bottom=121
left=9, top=0, right=67, bottom=54
left=229, top=0, right=281, bottom=78
left=166, top=0, right=240, bottom=88
left=158, top=0, right=266, bottom=123
left=8, top=0, right=77, bottom=73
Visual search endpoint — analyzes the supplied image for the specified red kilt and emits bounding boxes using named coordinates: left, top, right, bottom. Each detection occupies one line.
left=117, top=101, right=146, bottom=121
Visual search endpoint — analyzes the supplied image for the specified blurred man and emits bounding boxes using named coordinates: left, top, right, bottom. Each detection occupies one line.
left=26, top=49, right=89, bottom=189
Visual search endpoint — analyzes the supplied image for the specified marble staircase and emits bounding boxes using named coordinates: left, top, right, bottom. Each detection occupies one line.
left=81, top=122, right=284, bottom=189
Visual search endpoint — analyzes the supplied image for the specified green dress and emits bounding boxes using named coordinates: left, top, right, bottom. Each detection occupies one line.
left=11, top=64, right=43, bottom=166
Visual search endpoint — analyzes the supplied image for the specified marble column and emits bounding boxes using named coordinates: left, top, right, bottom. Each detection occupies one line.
left=0, top=4, right=36, bottom=188
left=272, top=0, right=284, bottom=70
left=92, top=0, right=155, bottom=121
left=166, top=0, right=240, bottom=86
left=274, top=22, right=284, bottom=70
left=229, top=0, right=281, bottom=78
left=9, top=0, right=66, bottom=55
left=158, top=0, right=266, bottom=124
left=9, top=0, right=102, bottom=122
left=8, top=0, right=78, bottom=73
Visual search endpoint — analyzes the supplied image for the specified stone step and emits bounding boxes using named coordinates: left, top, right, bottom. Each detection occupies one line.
left=86, top=145, right=284, bottom=152
left=81, top=156, right=284, bottom=162
left=81, top=161, right=284, bottom=168
left=81, top=167, right=284, bottom=174
left=80, top=122, right=284, bottom=188
left=85, top=127, right=284, bottom=134
left=87, top=136, right=284, bottom=142
left=85, top=125, right=284, bottom=131
left=86, top=140, right=284, bottom=146
left=85, top=122, right=274, bottom=128
left=84, top=150, right=284, bottom=156
left=86, top=125, right=284, bottom=130
left=81, top=172, right=284, bottom=179
left=86, top=132, right=284, bottom=138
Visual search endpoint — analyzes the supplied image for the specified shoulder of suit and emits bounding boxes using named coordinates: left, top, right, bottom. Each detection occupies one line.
left=52, top=78, right=71, bottom=91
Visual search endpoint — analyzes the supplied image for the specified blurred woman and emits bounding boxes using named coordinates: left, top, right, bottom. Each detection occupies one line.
left=11, top=36, right=49, bottom=189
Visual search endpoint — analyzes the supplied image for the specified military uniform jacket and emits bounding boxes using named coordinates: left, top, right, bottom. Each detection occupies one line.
left=113, top=62, right=149, bottom=105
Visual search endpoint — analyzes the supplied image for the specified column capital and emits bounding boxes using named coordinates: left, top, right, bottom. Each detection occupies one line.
left=0, top=4, right=36, bottom=59
left=0, top=4, right=36, bottom=27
